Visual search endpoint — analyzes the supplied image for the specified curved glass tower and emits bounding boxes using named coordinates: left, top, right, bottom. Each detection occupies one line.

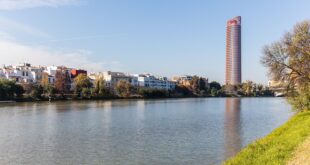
left=226, top=16, right=242, bottom=85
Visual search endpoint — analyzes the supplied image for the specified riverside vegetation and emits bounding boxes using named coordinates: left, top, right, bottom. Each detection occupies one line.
left=0, top=75, right=273, bottom=101
left=224, top=20, right=310, bottom=164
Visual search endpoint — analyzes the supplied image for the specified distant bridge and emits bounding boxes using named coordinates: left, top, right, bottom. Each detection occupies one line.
left=270, top=87, right=287, bottom=97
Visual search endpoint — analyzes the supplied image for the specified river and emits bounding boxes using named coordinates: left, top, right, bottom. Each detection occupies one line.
left=0, top=98, right=292, bottom=165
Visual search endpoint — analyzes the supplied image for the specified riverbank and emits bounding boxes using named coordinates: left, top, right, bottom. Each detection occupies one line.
left=0, top=95, right=277, bottom=104
left=223, top=111, right=310, bottom=165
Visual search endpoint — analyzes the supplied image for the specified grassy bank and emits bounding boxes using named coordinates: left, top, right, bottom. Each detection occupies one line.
left=223, top=111, right=310, bottom=165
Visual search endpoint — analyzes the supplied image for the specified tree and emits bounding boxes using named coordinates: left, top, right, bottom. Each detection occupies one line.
left=40, top=72, right=54, bottom=97
left=92, top=76, right=108, bottom=98
left=21, top=83, right=35, bottom=95
left=30, top=85, right=44, bottom=100
left=261, top=20, right=310, bottom=111
left=257, top=84, right=264, bottom=96
left=14, top=84, right=24, bottom=98
left=73, top=74, right=92, bottom=97
left=209, top=81, right=222, bottom=96
left=190, top=76, right=207, bottom=96
left=81, top=88, right=91, bottom=99
left=45, top=85, right=56, bottom=98
left=222, top=84, right=237, bottom=96
left=0, top=79, right=25, bottom=100
left=210, top=88, right=218, bottom=96
left=115, top=80, right=133, bottom=98
left=55, top=70, right=67, bottom=94
left=242, top=81, right=254, bottom=96
left=209, top=81, right=221, bottom=90
left=138, top=88, right=168, bottom=98
left=175, top=84, right=192, bottom=97
left=41, top=72, right=49, bottom=89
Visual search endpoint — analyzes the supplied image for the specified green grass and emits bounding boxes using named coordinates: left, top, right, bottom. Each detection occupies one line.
left=223, top=111, right=310, bottom=165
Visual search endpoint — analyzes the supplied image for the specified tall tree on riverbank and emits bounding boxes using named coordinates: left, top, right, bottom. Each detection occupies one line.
left=55, top=70, right=66, bottom=94
left=115, top=80, right=133, bottom=98
left=261, top=20, right=310, bottom=111
left=40, top=72, right=56, bottom=97
left=41, top=72, right=49, bottom=88
left=73, top=74, right=92, bottom=98
left=92, top=77, right=110, bottom=98
left=190, top=76, right=208, bottom=96
left=242, top=81, right=254, bottom=96
left=55, top=69, right=71, bottom=94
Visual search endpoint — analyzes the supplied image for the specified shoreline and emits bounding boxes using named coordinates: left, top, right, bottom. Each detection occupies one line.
left=0, top=95, right=278, bottom=104
left=222, top=110, right=310, bottom=165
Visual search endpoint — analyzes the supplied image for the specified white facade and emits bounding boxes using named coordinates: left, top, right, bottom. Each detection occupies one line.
left=0, top=64, right=63, bottom=85
left=45, top=66, right=58, bottom=76
left=0, top=63, right=38, bottom=83
left=136, top=74, right=175, bottom=90
left=0, top=63, right=176, bottom=91
left=102, top=71, right=138, bottom=87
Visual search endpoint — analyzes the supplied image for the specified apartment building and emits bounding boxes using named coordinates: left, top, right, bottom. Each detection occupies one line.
left=136, top=74, right=175, bottom=90
left=0, top=63, right=40, bottom=83
left=102, top=71, right=138, bottom=87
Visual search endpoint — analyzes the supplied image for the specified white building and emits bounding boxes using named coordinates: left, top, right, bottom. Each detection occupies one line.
left=136, top=74, right=175, bottom=90
left=102, top=71, right=138, bottom=87
left=30, top=67, right=45, bottom=83
left=45, top=66, right=58, bottom=76
left=42, top=66, right=74, bottom=87
left=0, top=64, right=74, bottom=86
left=0, top=63, right=39, bottom=83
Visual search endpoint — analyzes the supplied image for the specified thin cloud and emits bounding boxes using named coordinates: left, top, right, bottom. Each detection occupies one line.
left=38, top=35, right=108, bottom=43
left=0, top=0, right=81, bottom=10
left=0, top=17, right=51, bottom=38
left=0, top=31, right=15, bottom=40
left=0, top=39, right=122, bottom=72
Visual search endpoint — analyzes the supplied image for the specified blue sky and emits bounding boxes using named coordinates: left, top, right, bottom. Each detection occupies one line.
left=0, top=0, right=309, bottom=84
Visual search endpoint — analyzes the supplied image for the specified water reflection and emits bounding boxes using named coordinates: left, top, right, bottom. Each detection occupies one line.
left=224, top=98, right=242, bottom=159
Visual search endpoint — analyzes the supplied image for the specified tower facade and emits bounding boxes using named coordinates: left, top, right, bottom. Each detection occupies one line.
left=226, top=16, right=242, bottom=85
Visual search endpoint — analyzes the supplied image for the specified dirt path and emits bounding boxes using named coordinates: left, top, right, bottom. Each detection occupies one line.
left=287, top=136, right=310, bottom=165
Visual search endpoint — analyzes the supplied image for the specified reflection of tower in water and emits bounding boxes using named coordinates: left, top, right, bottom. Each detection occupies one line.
left=224, top=98, right=242, bottom=159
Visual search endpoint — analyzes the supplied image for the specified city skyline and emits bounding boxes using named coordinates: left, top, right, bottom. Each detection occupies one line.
left=0, top=0, right=309, bottom=84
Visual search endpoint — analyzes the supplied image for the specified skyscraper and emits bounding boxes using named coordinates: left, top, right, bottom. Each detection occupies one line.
left=226, top=16, right=242, bottom=85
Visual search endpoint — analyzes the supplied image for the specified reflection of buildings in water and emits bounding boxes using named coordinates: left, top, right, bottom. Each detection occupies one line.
left=97, top=100, right=113, bottom=110
left=224, top=98, right=242, bottom=159
left=54, top=102, right=73, bottom=112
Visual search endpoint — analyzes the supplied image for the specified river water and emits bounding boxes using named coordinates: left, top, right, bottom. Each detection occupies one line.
left=0, top=98, right=292, bottom=165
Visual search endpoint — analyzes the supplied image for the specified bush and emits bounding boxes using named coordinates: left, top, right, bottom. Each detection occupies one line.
left=30, top=85, right=44, bottom=100
left=0, top=79, right=25, bottom=100
left=115, top=80, right=133, bottom=98
left=138, top=88, right=168, bottom=98
left=288, top=84, right=310, bottom=111
left=81, top=88, right=91, bottom=99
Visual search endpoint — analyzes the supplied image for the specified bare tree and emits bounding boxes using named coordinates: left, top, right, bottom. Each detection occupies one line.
left=261, top=20, right=310, bottom=111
